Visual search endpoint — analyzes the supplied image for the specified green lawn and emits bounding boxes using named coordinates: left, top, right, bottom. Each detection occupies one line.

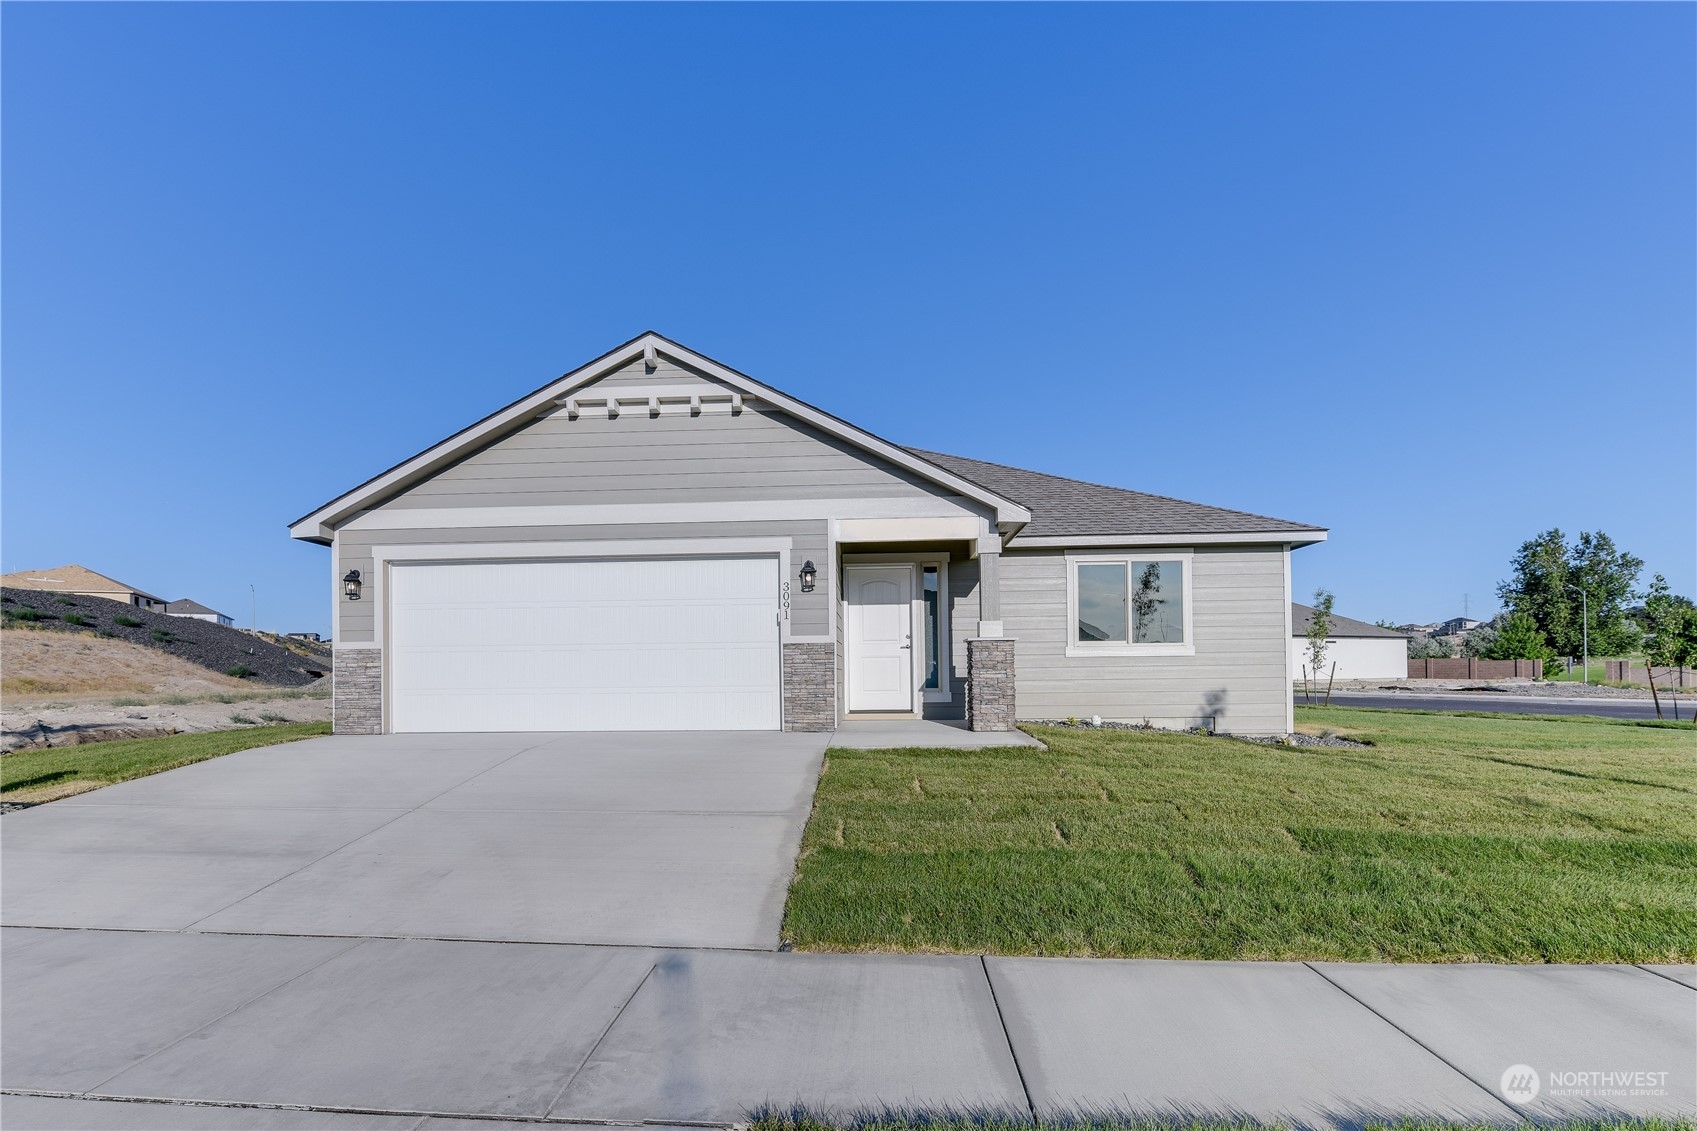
left=781, top=708, right=1696, bottom=962
left=1, top=722, right=332, bottom=802
left=753, top=1118, right=1691, bottom=1131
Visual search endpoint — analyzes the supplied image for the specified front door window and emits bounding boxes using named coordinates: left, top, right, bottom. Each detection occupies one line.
left=922, top=565, right=940, bottom=690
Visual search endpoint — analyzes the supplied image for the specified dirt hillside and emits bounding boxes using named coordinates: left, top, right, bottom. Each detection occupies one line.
left=2, top=629, right=253, bottom=702
left=2, top=587, right=326, bottom=686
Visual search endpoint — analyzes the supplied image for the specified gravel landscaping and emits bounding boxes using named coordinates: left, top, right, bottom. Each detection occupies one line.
left=1028, top=720, right=1371, bottom=748
left=2, top=587, right=326, bottom=687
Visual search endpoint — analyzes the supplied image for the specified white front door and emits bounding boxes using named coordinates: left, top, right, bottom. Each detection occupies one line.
left=846, top=565, right=915, bottom=712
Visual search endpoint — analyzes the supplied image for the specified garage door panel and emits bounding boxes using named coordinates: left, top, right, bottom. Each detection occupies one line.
left=390, top=689, right=782, bottom=733
left=391, top=643, right=778, bottom=692
left=388, top=558, right=781, bottom=732
left=394, top=603, right=775, bottom=649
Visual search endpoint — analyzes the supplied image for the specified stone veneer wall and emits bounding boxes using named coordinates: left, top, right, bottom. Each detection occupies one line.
left=782, top=642, right=836, bottom=732
left=966, top=637, right=1016, bottom=732
left=333, top=647, right=383, bottom=735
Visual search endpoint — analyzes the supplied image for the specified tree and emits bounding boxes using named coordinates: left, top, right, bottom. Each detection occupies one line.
left=1304, top=588, right=1335, bottom=704
left=1305, top=589, right=1335, bottom=674
left=1496, top=528, right=1644, bottom=657
left=1484, top=612, right=1553, bottom=662
left=1642, top=574, right=1697, bottom=670
left=1461, top=619, right=1499, bottom=658
left=1408, top=635, right=1454, bottom=659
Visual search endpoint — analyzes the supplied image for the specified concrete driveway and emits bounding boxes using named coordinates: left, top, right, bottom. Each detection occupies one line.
left=5, top=729, right=1691, bottom=1127
left=1, top=730, right=829, bottom=950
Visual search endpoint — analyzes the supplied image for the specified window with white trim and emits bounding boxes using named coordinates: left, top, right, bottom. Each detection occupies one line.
left=1067, top=553, right=1193, bottom=656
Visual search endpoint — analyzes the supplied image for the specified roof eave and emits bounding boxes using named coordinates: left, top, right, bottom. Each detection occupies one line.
left=289, top=333, right=1030, bottom=541
left=1010, top=530, right=1327, bottom=549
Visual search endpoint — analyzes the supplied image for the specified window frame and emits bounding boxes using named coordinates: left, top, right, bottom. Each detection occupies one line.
left=1065, top=550, right=1195, bottom=657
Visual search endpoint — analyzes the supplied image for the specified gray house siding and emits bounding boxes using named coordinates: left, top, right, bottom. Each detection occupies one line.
left=1000, top=545, right=1290, bottom=735
left=333, top=376, right=994, bottom=647
left=590, top=355, right=734, bottom=389
left=374, top=404, right=950, bottom=511
left=334, top=520, right=829, bottom=643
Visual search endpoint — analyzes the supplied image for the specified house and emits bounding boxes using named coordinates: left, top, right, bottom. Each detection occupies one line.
left=1290, top=604, right=1409, bottom=681
left=291, top=333, right=1327, bottom=737
left=286, top=631, right=324, bottom=642
left=1434, top=616, right=1483, bottom=637
left=0, top=564, right=167, bottom=611
left=165, top=598, right=235, bottom=626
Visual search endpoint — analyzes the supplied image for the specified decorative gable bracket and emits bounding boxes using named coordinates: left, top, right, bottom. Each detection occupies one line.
left=551, top=384, right=749, bottom=420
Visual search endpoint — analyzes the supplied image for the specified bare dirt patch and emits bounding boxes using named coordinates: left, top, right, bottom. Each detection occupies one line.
left=3, top=632, right=332, bottom=751
left=3, top=690, right=331, bottom=753
left=2, top=629, right=251, bottom=700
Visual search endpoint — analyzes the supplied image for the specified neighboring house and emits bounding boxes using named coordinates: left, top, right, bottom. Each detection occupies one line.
left=291, top=333, right=1326, bottom=737
left=1434, top=616, right=1483, bottom=636
left=286, top=631, right=324, bottom=642
left=0, top=564, right=166, bottom=611
left=166, top=598, right=235, bottom=626
left=1289, top=604, right=1409, bottom=682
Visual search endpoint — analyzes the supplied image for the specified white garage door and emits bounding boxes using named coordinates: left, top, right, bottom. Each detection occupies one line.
left=388, top=557, right=781, bottom=732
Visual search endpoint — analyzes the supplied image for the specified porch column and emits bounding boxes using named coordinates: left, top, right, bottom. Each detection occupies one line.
left=977, top=548, right=1002, bottom=638
left=967, top=547, right=1015, bottom=731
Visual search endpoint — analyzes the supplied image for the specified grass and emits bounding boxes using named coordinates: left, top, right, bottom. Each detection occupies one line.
left=1, top=722, right=331, bottom=804
left=781, top=708, right=1697, bottom=962
left=759, top=1112, right=1694, bottom=1131
left=1543, top=657, right=1644, bottom=684
left=749, top=1118, right=1692, bottom=1131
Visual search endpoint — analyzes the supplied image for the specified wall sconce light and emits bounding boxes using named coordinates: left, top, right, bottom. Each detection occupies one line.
left=343, top=569, right=363, bottom=601
left=799, top=561, right=817, bottom=593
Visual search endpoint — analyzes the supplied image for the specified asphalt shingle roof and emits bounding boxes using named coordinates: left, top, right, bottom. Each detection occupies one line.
left=907, top=449, right=1325, bottom=540
left=1291, top=602, right=1407, bottom=639
left=166, top=599, right=227, bottom=617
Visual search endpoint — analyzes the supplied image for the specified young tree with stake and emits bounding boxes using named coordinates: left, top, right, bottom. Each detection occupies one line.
left=1306, top=588, right=1337, bottom=706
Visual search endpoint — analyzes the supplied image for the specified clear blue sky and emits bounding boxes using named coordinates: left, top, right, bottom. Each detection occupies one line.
left=4, top=3, right=1692, bottom=636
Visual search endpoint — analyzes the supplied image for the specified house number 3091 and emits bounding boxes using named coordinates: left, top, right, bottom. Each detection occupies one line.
left=780, top=580, right=791, bottom=620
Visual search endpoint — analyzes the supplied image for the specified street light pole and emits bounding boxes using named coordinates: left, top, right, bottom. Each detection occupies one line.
left=1566, top=584, right=1588, bottom=685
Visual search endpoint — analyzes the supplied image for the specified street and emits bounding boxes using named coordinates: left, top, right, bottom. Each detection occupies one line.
left=1311, top=690, right=1694, bottom=722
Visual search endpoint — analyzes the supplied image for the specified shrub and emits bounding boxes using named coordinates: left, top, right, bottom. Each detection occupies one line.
left=63, top=613, right=92, bottom=627
left=151, top=629, right=174, bottom=643
left=4, top=607, right=55, bottom=623
left=225, top=665, right=255, bottom=679
left=53, top=596, right=76, bottom=606
left=228, top=714, right=259, bottom=725
left=1485, top=611, right=1555, bottom=662
left=257, top=711, right=288, bottom=722
left=114, top=614, right=143, bottom=627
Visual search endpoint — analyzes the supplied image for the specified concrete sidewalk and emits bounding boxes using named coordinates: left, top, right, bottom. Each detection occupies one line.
left=4, top=928, right=1691, bottom=1129
left=829, top=718, right=1046, bottom=749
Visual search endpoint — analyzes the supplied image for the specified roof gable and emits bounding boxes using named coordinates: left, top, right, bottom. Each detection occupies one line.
left=0, top=564, right=162, bottom=601
left=290, top=333, right=1031, bottom=542
left=167, top=598, right=227, bottom=617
